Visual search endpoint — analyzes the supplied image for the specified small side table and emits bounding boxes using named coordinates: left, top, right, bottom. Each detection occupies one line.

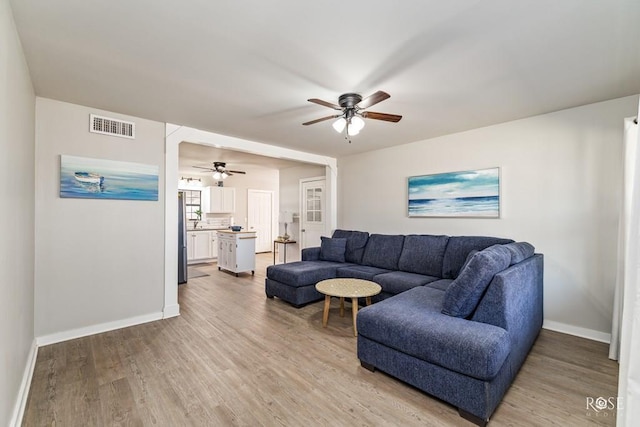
left=273, top=239, right=296, bottom=264
left=315, top=278, right=382, bottom=337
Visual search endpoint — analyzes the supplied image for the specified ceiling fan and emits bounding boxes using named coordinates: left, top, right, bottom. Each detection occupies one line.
left=303, top=90, right=402, bottom=142
left=193, top=162, right=246, bottom=180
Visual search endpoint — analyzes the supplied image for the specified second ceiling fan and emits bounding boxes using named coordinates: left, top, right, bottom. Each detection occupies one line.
left=303, top=90, right=402, bottom=141
left=193, top=162, right=246, bottom=180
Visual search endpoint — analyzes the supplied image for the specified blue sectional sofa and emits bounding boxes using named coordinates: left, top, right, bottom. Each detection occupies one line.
left=265, top=230, right=543, bottom=425
left=266, top=230, right=514, bottom=306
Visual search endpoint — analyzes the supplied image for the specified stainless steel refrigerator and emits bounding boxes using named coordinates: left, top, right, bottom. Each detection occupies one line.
left=178, top=191, right=188, bottom=284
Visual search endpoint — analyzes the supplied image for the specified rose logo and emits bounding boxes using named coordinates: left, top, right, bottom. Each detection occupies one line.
left=595, top=397, right=608, bottom=410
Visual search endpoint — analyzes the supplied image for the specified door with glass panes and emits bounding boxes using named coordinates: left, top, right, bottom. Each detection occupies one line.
left=300, top=178, right=325, bottom=249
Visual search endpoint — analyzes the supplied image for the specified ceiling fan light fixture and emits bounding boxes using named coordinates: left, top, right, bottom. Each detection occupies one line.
left=221, top=171, right=229, bottom=179
left=346, top=116, right=365, bottom=136
left=332, top=117, right=346, bottom=133
left=304, top=91, right=400, bottom=142
left=213, top=171, right=221, bottom=180
left=351, top=116, right=365, bottom=132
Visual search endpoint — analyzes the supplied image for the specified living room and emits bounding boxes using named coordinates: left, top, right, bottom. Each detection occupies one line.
left=3, top=1, right=640, bottom=426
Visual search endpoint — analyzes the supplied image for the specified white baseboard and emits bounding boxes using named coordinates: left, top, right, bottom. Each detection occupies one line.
left=36, top=311, right=164, bottom=347
left=543, top=320, right=612, bottom=344
left=163, top=303, right=180, bottom=319
left=10, top=339, right=38, bottom=427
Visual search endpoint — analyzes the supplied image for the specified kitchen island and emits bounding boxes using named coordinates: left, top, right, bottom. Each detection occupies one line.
left=217, top=230, right=257, bottom=276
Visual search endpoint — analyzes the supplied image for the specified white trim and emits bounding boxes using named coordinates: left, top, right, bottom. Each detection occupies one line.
left=167, top=124, right=337, bottom=167
left=9, top=340, right=38, bottom=427
left=164, top=124, right=180, bottom=318
left=543, top=320, right=611, bottom=344
left=36, top=312, right=163, bottom=347
left=163, top=303, right=180, bottom=319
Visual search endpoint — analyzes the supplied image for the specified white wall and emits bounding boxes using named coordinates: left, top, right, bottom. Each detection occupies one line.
left=339, top=95, right=639, bottom=340
left=0, top=0, right=35, bottom=424
left=34, top=98, right=166, bottom=339
left=279, top=164, right=326, bottom=262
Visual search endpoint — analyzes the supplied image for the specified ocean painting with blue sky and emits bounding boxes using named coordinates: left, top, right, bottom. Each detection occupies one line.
left=408, top=168, right=500, bottom=218
left=60, top=155, right=159, bottom=201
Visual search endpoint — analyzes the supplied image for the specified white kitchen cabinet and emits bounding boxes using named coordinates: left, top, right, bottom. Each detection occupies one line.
left=202, top=186, right=236, bottom=213
left=217, top=231, right=256, bottom=276
left=187, top=230, right=218, bottom=264
left=210, top=232, right=218, bottom=259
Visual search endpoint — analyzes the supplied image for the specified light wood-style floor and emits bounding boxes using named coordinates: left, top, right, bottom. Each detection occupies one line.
left=23, top=253, right=619, bottom=426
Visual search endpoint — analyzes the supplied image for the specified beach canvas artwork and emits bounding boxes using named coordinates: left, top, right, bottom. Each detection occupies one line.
left=408, top=168, right=500, bottom=218
left=60, top=155, right=159, bottom=201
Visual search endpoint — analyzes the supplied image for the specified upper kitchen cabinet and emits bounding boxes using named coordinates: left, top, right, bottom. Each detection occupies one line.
left=202, top=186, right=236, bottom=213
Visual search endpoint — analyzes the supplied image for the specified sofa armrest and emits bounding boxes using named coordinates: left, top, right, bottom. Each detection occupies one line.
left=472, top=254, right=543, bottom=331
left=302, top=247, right=321, bottom=261
left=472, top=254, right=543, bottom=366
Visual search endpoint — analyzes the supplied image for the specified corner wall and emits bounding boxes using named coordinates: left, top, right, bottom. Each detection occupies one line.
left=34, top=98, right=166, bottom=340
left=338, top=95, right=639, bottom=340
left=0, top=0, right=36, bottom=424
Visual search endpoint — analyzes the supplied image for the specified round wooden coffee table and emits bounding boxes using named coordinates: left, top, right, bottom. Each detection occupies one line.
left=315, top=278, right=382, bottom=337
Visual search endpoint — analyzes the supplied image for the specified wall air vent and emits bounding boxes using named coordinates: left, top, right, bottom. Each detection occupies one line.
left=89, top=114, right=135, bottom=139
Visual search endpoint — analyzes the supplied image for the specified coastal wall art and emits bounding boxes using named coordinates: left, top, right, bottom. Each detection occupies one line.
left=408, top=167, right=500, bottom=218
left=60, top=155, right=159, bottom=201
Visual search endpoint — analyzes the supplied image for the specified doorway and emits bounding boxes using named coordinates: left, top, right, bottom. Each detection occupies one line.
left=165, top=126, right=337, bottom=319
left=300, top=177, right=326, bottom=249
left=248, top=189, right=274, bottom=253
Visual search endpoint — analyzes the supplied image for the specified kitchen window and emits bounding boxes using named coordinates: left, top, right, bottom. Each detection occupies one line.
left=184, top=190, right=201, bottom=221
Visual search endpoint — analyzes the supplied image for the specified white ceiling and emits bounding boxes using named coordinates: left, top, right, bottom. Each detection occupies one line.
left=10, top=0, right=640, bottom=158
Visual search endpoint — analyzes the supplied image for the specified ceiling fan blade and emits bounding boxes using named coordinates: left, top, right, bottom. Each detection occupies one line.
left=357, top=91, right=390, bottom=109
left=308, top=98, right=342, bottom=110
left=302, top=114, right=341, bottom=126
left=193, top=166, right=215, bottom=171
left=362, top=111, right=402, bottom=122
left=228, top=170, right=246, bottom=174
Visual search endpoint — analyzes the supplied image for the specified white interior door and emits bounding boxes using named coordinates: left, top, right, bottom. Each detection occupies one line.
left=300, top=178, right=326, bottom=249
left=247, top=189, right=273, bottom=253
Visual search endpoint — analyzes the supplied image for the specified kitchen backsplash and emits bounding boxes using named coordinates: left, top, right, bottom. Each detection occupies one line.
left=205, top=217, right=231, bottom=227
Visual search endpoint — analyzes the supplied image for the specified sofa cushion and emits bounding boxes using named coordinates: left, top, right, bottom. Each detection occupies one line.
left=398, top=235, right=450, bottom=277
left=461, top=249, right=479, bottom=271
left=361, top=234, right=405, bottom=270
left=336, top=265, right=392, bottom=281
left=373, top=271, right=440, bottom=295
left=441, top=236, right=514, bottom=279
left=319, top=237, right=347, bottom=262
left=357, top=286, right=511, bottom=381
left=266, top=261, right=348, bottom=287
left=441, top=245, right=512, bottom=318
left=503, top=242, right=535, bottom=265
left=424, top=278, right=454, bottom=292
left=332, top=230, right=370, bottom=264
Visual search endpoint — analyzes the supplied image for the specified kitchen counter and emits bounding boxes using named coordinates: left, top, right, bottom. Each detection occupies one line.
left=187, top=226, right=229, bottom=231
